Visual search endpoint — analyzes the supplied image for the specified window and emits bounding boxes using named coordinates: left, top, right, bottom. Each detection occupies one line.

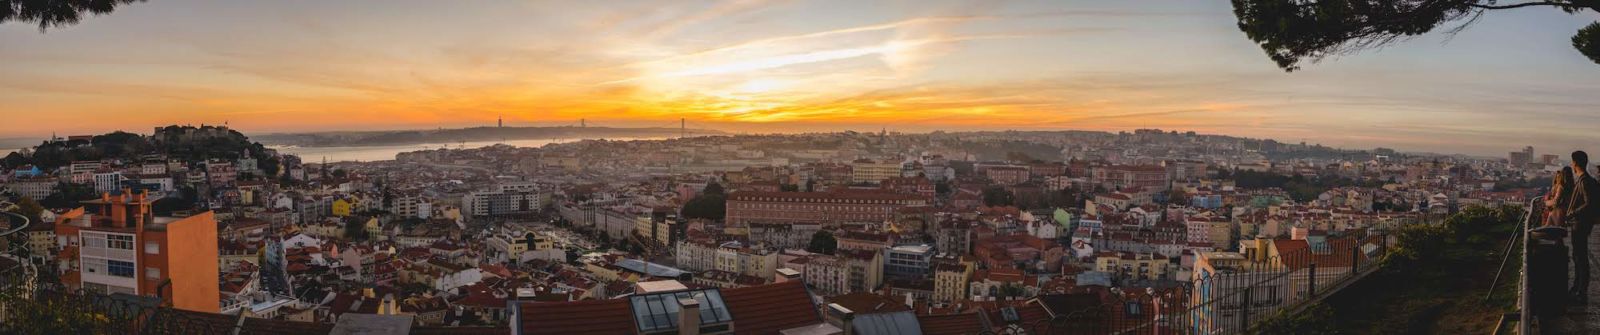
left=107, top=235, right=133, bottom=250
left=83, top=234, right=106, bottom=249
left=146, top=267, right=160, bottom=279
left=145, top=242, right=160, bottom=254
left=108, top=260, right=136, bottom=278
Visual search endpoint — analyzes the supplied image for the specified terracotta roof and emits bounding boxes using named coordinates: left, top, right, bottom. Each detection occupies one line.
left=721, top=280, right=822, bottom=335
left=410, top=327, right=509, bottom=335
left=728, top=191, right=924, bottom=202
left=825, top=292, right=911, bottom=315
left=516, top=298, right=636, bottom=335
left=917, top=313, right=988, bottom=335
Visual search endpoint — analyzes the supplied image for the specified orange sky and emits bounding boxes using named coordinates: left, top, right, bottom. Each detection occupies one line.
left=2, top=0, right=1598, bottom=155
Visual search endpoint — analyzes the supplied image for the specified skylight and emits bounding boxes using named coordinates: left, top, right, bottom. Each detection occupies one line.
left=630, top=288, right=734, bottom=333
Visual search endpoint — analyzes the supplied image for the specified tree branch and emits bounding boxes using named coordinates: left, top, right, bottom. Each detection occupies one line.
left=1468, top=1, right=1594, bottom=10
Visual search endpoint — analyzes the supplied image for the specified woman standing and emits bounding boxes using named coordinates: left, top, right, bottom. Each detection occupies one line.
left=1548, top=166, right=1575, bottom=226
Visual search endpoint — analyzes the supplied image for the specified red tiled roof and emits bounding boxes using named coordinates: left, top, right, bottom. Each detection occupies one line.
left=517, top=298, right=635, bottom=335
left=918, top=313, right=987, bottom=335
left=825, top=292, right=910, bottom=315
left=722, top=280, right=822, bottom=335
left=728, top=191, right=924, bottom=202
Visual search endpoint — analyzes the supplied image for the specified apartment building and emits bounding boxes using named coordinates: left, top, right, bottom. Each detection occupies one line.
left=725, top=191, right=928, bottom=227
left=54, top=191, right=219, bottom=312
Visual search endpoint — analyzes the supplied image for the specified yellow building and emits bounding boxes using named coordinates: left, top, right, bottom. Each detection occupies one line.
left=850, top=159, right=902, bottom=184
left=1095, top=252, right=1172, bottom=281
left=332, top=198, right=355, bottom=217
left=362, top=216, right=382, bottom=240
left=932, top=257, right=975, bottom=304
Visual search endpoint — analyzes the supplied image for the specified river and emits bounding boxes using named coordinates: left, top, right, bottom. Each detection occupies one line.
left=269, top=137, right=664, bottom=163
left=4, top=137, right=663, bottom=163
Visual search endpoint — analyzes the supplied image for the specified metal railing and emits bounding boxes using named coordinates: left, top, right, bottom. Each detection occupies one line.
left=1506, top=196, right=1546, bottom=335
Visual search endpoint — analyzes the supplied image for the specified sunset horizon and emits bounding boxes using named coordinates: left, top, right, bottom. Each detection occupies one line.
left=6, top=1, right=1600, bottom=334
left=4, top=1, right=1598, bottom=156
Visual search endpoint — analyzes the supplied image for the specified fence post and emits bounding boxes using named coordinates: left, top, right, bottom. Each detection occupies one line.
left=1307, top=262, right=1317, bottom=300
left=1353, top=242, right=1361, bottom=274
left=1239, top=286, right=1251, bottom=332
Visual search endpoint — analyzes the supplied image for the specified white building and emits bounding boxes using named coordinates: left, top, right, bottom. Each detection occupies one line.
left=462, top=184, right=544, bottom=217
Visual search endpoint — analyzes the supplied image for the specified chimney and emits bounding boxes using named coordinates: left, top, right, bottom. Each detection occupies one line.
left=776, top=268, right=801, bottom=283
left=515, top=287, right=539, bottom=301
left=678, top=297, right=701, bottom=335
left=827, top=303, right=855, bottom=335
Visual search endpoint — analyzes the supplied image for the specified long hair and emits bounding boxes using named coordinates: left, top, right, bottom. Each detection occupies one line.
left=1556, top=166, right=1575, bottom=193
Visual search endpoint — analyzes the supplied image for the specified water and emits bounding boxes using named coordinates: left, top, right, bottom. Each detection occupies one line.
left=269, top=137, right=664, bottom=163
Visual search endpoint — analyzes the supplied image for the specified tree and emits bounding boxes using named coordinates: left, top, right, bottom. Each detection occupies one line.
left=1, top=0, right=147, bottom=31
left=40, top=182, right=95, bottom=209
left=1232, top=0, right=1600, bottom=71
left=13, top=197, right=44, bottom=222
left=982, top=186, right=1016, bottom=207
left=344, top=218, right=371, bottom=241
left=806, top=231, right=837, bottom=255
left=1, top=151, right=27, bottom=169
left=703, top=181, right=726, bottom=195
left=682, top=182, right=728, bottom=221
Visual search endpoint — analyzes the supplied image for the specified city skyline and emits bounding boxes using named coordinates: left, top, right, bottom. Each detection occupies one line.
left=3, top=0, right=1599, bottom=157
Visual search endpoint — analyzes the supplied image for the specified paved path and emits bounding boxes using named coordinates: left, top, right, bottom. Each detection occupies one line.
left=1543, top=228, right=1600, bottom=334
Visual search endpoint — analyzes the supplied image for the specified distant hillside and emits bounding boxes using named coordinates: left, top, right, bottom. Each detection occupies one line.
left=1, top=125, right=278, bottom=173
left=251, top=126, right=722, bottom=147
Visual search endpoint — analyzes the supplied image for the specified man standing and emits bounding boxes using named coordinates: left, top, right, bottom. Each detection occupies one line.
left=1570, top=150, right=1600, bottom=304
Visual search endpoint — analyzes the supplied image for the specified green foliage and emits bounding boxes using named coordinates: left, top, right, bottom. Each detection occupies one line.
left=13, top=196, right=44, bottom=222
left=1253, top=303, right=1340, bottom=335
left=1495, top=176, right=1554, bottom=192
left=40, top=182, right=95, bottom=209
left=806, top=230, right=837, bottom=255
left=151, top=185, right=197, bottom=216
left=1232, top=0, right=1600, bottom=71
left=1, top=151, right=27, bottom=169
left=1576, top=21, right=1600, bottom=65
left=1384, top=204, right=1520, bottom=269
left=703, top=181, right=725, bottom=196
left=982, top=186, right=1015, bottom=207
left=1287, top=204, right=1524, bottom=333
left=344, top=218, right=372, bottom=241
left=11, top=126, right=276, bottom=171
left=0, top=0, right=147, bottom=31
left=681, top=181, right=727, bottom=221
left=1229, top=170, right=1380, bottom=202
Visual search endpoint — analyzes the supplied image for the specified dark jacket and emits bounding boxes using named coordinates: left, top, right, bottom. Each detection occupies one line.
left=1569, top=172, right=1600, bottom=221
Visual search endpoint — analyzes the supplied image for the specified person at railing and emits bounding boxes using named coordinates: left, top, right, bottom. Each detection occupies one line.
left=1547, top=166, right=1575, bottom=227
left=1569, top=150, right=1600, bottom=304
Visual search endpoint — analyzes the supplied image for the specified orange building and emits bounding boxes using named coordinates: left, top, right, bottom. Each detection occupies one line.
left=55, top=191, right=220, bottom=313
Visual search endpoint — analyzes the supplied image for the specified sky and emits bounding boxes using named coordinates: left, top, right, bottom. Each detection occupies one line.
left=1, top=0, right=1598, bottom=156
